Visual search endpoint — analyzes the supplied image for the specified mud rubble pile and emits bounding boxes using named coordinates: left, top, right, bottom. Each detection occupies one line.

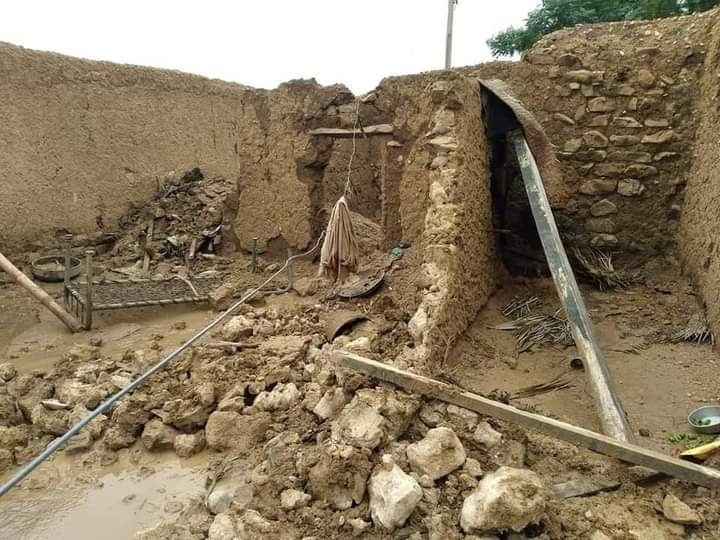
left=1, top=286, right=718, bottom=540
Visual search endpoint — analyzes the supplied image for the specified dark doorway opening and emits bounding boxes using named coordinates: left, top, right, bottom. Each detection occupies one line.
left=482, top=89, right=549, bottom=277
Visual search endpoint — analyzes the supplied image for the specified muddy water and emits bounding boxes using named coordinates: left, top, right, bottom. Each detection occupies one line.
left=0, top=452, right=206, bottom=540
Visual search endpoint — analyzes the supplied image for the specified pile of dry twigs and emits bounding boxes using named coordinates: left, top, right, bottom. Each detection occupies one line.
left=573, top=248, right=640, bottom=290
left=497, top=297, right=573, bottom=352
left=671, top=312, right=715, bottom=345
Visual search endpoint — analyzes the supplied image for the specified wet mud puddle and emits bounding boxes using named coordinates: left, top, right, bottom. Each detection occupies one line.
left=0, top=452, right=205, bottom=540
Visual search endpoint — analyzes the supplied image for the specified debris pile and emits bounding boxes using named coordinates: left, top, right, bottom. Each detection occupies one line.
left=109, top=168, right=237, bottom=276
left=2, top=281, right=717, bottom=540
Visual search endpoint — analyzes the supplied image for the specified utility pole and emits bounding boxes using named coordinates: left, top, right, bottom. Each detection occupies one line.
left=445, top=0, right=457, bottom=69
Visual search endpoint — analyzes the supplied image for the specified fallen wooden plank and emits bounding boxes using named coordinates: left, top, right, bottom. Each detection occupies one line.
left=336, top=352, right=720, bottom=490
left=309, top=124, right=394, bottom=137
left=552, top=478, right=620, bottom=498
left=510, top=132, right=633, bottom=443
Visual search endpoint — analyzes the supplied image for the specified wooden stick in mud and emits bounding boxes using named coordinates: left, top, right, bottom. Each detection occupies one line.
left=0, top=251, right=82, bottom=333
left=336, top=352, right=720, bottom=490
left=142, top=219, right=154, bottom=272
left=511, top=132, right=634, bottom=443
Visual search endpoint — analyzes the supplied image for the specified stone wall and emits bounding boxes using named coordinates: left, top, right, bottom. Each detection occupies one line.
left=680, top=13, right=720, bottom=336
left=465, top=12, right=716, bottom=258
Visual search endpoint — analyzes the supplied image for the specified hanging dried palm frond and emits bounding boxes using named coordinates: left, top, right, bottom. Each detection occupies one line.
left=318, top=196, right=359, bottom=281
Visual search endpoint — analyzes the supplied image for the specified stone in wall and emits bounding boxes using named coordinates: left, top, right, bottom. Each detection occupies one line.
left=607, top=151, right=652, bottom=163
left=590, top=234, right=619, bottom=248
left=618, top=179, right=645, bottom=197
left=588, top=115, right=610, bottom=127
left=637, top=69, right=656, bottom=88
left=586, top=217, right=618, bottom=234
left=553, top=113, right=575, bottom=125
left=579, top=179, right=618, bottom=195
left=624, top=164, right=658, bottom=178
left=654, top=152, right=678, bottom=161
left=613, top=85, right=636, bottom=96
left=563, top=70, right=605, bottom=83
left=612, top=117, right=643, bottom=128
left=575, top=150, right=607, bottom=162
left=610, top=135, right=641, bottom=146
left=588, top=97, right=616, bottom=112
left=590, top=199, right=617, bottom=216
left=563, top=139, right=582, bottom=152
left=583, top=131, right=609, bottom=148
left=593, top=163, right=625, bottom=177
left=642, top=130, right=675, bottom=144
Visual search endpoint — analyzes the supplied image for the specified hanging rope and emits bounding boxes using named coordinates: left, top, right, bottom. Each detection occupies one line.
left=319, top=100, right=361, bottom=281
left=342, top=99, right=361, bottom=200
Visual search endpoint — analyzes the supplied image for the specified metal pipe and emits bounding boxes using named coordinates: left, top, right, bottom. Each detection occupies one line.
left=0, top=233, right=324, bottom=498
left=445, top=0, right=457, bottom=69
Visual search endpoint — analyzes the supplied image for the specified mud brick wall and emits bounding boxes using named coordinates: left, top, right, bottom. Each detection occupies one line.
left=0, top=41, right=349, bottom=253
left=680, top=13, right=720, bottom=337
left=396, top=76, right=499, bottom=372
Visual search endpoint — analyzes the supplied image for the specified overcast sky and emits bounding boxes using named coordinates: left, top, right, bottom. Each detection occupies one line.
left=2, top=0, right=540, bottom=93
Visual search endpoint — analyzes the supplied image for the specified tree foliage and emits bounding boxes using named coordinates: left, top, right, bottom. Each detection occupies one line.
left=488, top=0, right=720, bottom=56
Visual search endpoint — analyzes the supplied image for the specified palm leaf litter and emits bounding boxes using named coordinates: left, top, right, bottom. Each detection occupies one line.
left=671, top=312, right=715, bottom=345
left=496, top=297, right=573, bottom=352
left=572, top=248, right=640, bottom=290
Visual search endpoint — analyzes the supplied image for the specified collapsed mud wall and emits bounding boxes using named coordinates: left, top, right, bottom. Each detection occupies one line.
left=680, top=14, right=720, bottom=336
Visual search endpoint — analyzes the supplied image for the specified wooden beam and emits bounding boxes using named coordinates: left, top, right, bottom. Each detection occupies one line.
left=510, top=132, right=634, bottom=443
left=309, top=124, right=394, bottom=137
left=0, top=252, right=82, bottom=333
left=336, top=352, right=720, bottom=490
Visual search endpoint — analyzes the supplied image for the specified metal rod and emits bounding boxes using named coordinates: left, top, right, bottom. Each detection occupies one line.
left=445, top=0, right=457, bottom=69
left=510, top=131, right=633, bottom=443
left=0, top=233, right=324, bottom=498
left=84, top=249, right=94, bottom=331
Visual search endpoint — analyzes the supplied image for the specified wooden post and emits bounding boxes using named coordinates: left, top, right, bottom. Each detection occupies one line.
left=0, top=252, right=82, bottom=333
left=251, top=238, right=258, bottom=273
left=142, top=220, right=154, bottom=272
left=63, top=234, right=73, bottom=308
left=287, top=247, right=294, bottom=288
left=510, top=132, right=633, bottom=443
left=84, top=249, right=94, bottom=330
left=336, top=352, right=720, bottom=489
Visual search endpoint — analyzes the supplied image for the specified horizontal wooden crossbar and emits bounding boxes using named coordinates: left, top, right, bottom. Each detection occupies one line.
left=336, top=352, right=720, bottom=490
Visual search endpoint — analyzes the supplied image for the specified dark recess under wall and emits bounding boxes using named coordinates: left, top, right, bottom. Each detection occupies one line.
left=482, top=90, right=549, bottom=277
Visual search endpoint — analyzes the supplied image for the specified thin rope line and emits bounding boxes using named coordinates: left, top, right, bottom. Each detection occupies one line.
left=342, top=99, right=360, bottom=200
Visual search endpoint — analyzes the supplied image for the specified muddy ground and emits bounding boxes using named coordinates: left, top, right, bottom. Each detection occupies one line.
left=0, top=240, right=719, bottom=540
